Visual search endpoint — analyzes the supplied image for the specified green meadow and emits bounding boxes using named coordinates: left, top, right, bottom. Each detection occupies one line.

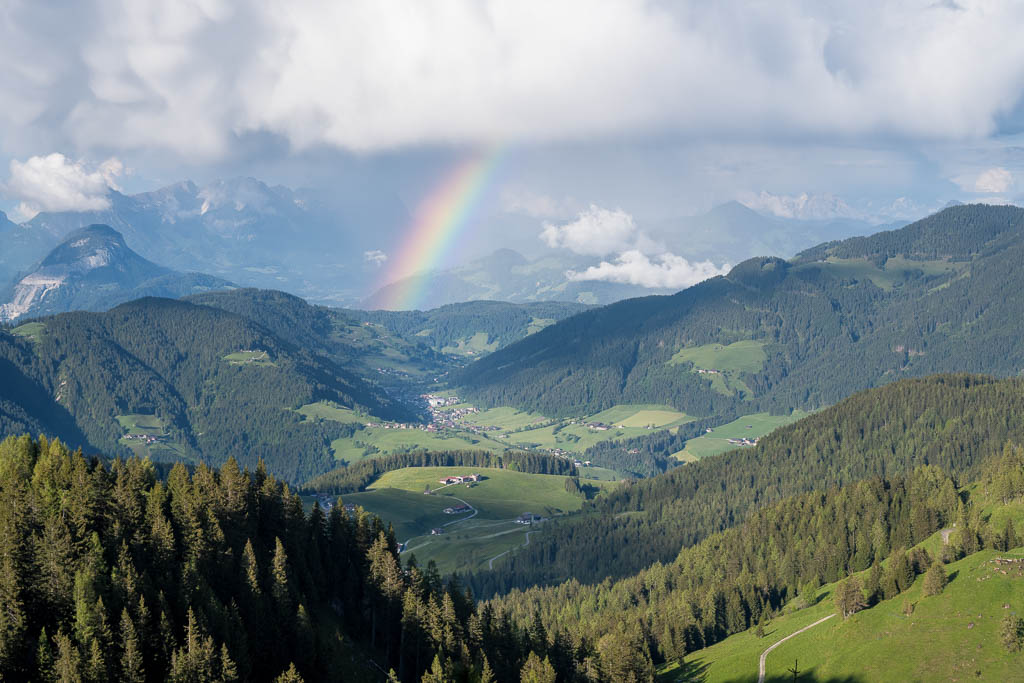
left=223, top=350, right=275, bottom=366
left=296, top=400, right=371, bottom=424
left=11, top=321, right=46, bottom=342
left=676, top=411, right=809, bottom=460
left=341, top=466, right=599, bottom=573
left=667, top=547, right=1024, bottom=682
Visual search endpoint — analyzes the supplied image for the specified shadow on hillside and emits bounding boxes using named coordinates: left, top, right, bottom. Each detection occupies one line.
left=667, top=658, right=710, bottom=682
left=721, top=672, right=866, bottom=683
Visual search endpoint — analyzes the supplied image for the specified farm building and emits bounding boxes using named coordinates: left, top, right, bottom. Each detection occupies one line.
left=430, top=528, right=444, bottom=535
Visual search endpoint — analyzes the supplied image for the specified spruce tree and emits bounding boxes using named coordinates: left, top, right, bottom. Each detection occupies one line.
left=922, top=561, right=947, bottom=597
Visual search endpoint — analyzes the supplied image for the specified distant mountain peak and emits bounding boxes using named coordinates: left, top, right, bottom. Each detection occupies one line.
left=0, top=224, right=232, bottom=322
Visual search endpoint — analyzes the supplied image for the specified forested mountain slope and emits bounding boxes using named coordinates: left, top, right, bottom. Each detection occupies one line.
left=458, top=204, right=1024, bottom=419
left=469, top=375, right=1024, bottom=595
left=0, top=297, right=412, bottom=482
left=350, top=299, right=591, bottom=355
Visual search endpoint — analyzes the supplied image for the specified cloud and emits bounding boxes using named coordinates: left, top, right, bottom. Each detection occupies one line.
left=974, top=167, right=1013, bottom=193
left=568, top=250, right=729, bottom=290
left=4, top=1, right=1024, bottom=157
left=541, top=206, right=646, bottom=256
left=4, top=154, right=122, bottom=220
left=363, top=249, right=388, bottom=266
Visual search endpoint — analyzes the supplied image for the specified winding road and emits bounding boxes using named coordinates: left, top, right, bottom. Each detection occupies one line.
left=757, top=613, right=835, bottom=683
left=488, top=529, right=536, bottom=569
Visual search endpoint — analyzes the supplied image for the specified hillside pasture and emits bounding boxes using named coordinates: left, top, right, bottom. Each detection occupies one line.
left=223, top=349, right=275, bottom=366
left=668, top=340, right=766, bottom=373
left=11, top=321, right=45, bottom=342
left=461, top=406, right=551, bottom=431
left=677, top=411, right=809, bottom=460
left=670, top=547, right=1024, bottom=682
left=588, top=404, right=692, bottom=428
left=349, top=466, right=591, bottom=573
left=296, top=400, right=371, bottom=424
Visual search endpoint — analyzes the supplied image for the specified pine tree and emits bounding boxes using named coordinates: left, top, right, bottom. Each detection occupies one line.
left=520, top=651, right=557, bottom=683
left=53, top=630, right=83, bottom=683
left=119, top=609, right=145, bottom=683
left=834, top=575, right=867, bottom=619
left=922, top=561, right=947, bottom=597
left=275, top=662, right=304, bottom=682
left=219, top=643, right=239, bottom=683
left=421, top=654, right=452, bottom=683
left=479, top=654, right=496, bottom=683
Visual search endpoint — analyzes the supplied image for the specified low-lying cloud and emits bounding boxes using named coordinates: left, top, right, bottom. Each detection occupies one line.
left=568, top=250, right=729, bottom=290
left=544, top=205, right=728, bottom=290
left=4, top=154, right=122, bottom=220
left=540, top=206, right=647, bottom=257
left=363, top=250, right=388, bottom=266
left=974, top=167, right=1013, bottom=193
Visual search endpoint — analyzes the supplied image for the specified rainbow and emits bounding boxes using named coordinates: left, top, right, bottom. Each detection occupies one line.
left=375, top=146, right=505, bottom=310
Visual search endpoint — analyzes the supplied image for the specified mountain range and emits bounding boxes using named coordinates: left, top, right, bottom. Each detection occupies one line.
left=0, top=224, right=233, bottom=322
left=458, top=203, right=1024, bottom=421
left=0, top=176, right=909, bottom=311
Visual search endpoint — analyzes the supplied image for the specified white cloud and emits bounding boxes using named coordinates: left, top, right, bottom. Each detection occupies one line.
left=4, top=153, right=122, bottom=220
left=3, top=1, right=1024, bottom=157
left=541, top=206, right=645, bottom=257
left=363, top=249, right=388, bottom=266
left=568, top=250, right=729, bottom=290
left=974, top=167, right=1013, bottom=193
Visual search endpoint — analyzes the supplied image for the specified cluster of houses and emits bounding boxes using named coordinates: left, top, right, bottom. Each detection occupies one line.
left=572, top=459, right=593, bottom=468
left=122, top=433, right=166, bottom=445
left=695, top=368, right=722, bottom=375
left=443, top=503, right=472, bottom=514
left=424, top=394, right=461, bottom=408
left=585, top=422, right=610, bottom=431
left=437, top=473, right=483, bottom=485
left=726, top=437, right=759, bottom=447
left=516, top=512, right=542, bottom=525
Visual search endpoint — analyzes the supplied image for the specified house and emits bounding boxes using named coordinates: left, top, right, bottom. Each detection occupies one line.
left=586, top=422, right=610, bottom=431
left=439, top=476, right=458, bottom=485
left=444, top=503, right=471, bottom=514
left=583, top=461, right=592, bottom=466
left=516, top=512, right=539, bottom=525
left=463, top=473, right=482, bottom=482
left=430, top=528, right=444, bottom=535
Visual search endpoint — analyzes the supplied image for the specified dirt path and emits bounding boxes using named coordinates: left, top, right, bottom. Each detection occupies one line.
left=757, top=613, right=835, bottom=683
left=398, top=497, right=478, bottom=554
left=487, top=529, right=535, bottom=570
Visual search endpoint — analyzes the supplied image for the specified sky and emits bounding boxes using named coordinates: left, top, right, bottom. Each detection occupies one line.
left=3, top=0, right=1024, bottom=288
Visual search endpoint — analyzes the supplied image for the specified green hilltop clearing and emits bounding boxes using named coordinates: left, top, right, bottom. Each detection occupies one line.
left=222, top=349, right=276, bottom=366
left=675, top=411, right=811, bottom=461
left=339, top=466, right=601, bottom=573
left=115, top=413, right=191, bottom=462
left=10, top=321, right=46, bottom=342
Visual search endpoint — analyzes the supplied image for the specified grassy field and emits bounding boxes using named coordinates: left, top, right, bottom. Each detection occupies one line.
left=502, top=422, right=654, bottom=453
left=668, top=340, right=767, bottom=373
left=677, top=412, right=810, bottom=460
left=223, top=350, right=276, bottom=366
left=345, top=466, right=592, bottom=573
left=296, top=400, right=371, bottom=424
left=11, top=321, right=45, bottom=342
left=441, top=331, right=498, bottom=356
left=461, top=407, right=552, bottom=431
left=666, top=546, right=1024, bottom=682
left=668, top=341, right=766, bottom=397
left=526, top=317, right=557, bottom=335
left=588, top=404, right=693, bottom=428
left=367, top=466, right=585, bottom=519
left=807, top=256, right=968, bottom=292
left=578, top=465, right=626, bottom=481
left=115, top=413, right=191, bottom=462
